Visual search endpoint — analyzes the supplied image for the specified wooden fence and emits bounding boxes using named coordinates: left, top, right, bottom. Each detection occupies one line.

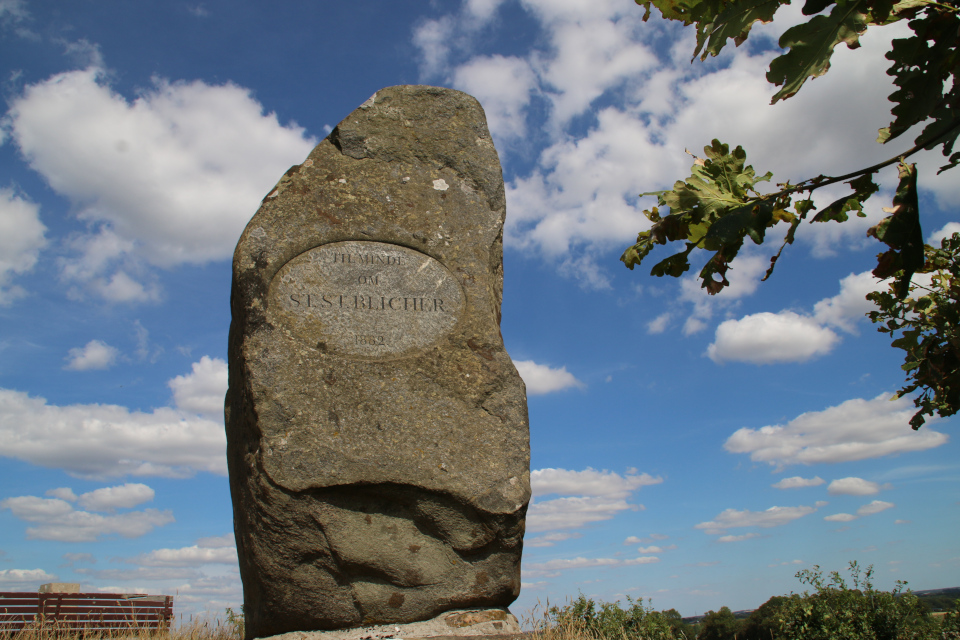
left=0, top=592, right=173, bottom=634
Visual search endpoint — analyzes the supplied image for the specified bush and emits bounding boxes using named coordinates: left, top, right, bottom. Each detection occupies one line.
left=545, top=594, right=678, bottom=640
left=777, top=561, right=941, bottom=640
left=534, top=562, right=959, bottom=640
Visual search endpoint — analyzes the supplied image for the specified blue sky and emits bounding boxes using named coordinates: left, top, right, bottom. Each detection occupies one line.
left=0, top=0, right=957, bottom=624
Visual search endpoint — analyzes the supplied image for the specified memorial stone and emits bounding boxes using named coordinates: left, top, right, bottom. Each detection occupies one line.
left=225, top=85, right=531, bottom=639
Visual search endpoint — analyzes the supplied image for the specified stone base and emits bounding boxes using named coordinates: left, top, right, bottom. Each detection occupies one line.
left=261, top=609, right=521, bottom=640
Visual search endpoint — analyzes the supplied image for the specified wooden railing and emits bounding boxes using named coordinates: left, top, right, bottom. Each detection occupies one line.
left=0, top=592, right=173, bottom=633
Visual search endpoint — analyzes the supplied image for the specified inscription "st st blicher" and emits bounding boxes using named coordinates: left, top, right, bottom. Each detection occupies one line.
left=268, top=240, right=464, bottom=359
left=288, top=294, right=447, bottom=312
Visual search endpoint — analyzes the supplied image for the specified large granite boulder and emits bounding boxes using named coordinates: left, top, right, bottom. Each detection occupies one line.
left=225, top=85, right=530, bottom=639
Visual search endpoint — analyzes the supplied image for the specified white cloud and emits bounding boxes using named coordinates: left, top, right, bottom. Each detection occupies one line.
left=527, top=495, right=640, bottom=532
left=707, top=311, right=840, bottom=364
left=452, top=55, right=537, bottom=141
left=811, top=271, right=883, bottom=333
left=824, top=512, right=858, bottom=522
left=827, top=477, right=885, bottom=496
left=637, top=545, right=669, bottom=553
left=168, top=356, right=227, bottom=419
left=527, top=467, right=661, bottom=532
left=679, top=254, right=770, bottom=335
left=718, top=533, right=762, bottom=543
left=857, top=500, right=894, bottom=516
left=524, top=531, right=582, bottom=547
left=196, top=534, right=235, bottom=548
left=524, top=555, right=659, bottom=577
left=929, top=222, right=960, bottom=245
left=412, top=17, right=455, bottom=77
left=0, top=187, right=46, bottom=304
left=64, top=339, right=120, bottom=371
left=624, top=533, right=668, bottom=545
left=695, top=504, right=819, bottom=535
left=724, top=393, right=949, bottom=468
left=1, top=491, right=173, bottom=542
left=465, top=0, right=506, bottom=22
left=532, top=14, right=656, bottom=127
left=772, top=476, right=825, bottom=490
left=132, top=544, right=237, bottom=568
left=413, top=2, right=949, bottom=293
left=513, top=360, right=584, bottom=394
left=45, top=487, right=78, bottom=501
left=4, top=66, right=315, bottom=300
left=531, top=467, right=662, bottom=497
left=0, top=358, right=228, bottom=478
left=77, top=483, right=154, bottom=512
left=824, top=500, right=894, bottom=522
left=503, top=106, right=656, bottom=255
left=705, top=270, right=889, bottom=364
left=0, top=568, right=57, bottom=588
left=647, top=312, right=671, bottom=334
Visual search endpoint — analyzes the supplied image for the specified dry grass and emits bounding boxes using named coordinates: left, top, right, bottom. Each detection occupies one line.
left=0, top=617, right=242, bottom=640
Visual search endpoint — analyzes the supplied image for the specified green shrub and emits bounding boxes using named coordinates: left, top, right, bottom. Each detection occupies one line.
left=777, top=561, right=939, bottom=640
left=537, top=563, right=956, bottom=640
left=546, top=594, right=677, bottom=640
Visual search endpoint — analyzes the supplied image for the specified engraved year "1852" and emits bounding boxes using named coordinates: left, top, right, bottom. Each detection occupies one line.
left=355, top=335, right=386, bottom=347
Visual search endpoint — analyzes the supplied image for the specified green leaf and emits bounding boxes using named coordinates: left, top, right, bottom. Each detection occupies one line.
left=695, top=0, right=790, bottom=59
left=767, top=0, right=871, bottom=103
left=868, top=162, right=924, bottom=298
left=812, top=172, right=879, bottom=222
left=880, top=7, right=959, bottom=152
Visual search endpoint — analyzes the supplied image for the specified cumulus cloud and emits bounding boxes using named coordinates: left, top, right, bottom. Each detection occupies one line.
left=858, top=500, right=895, bottom=516
left=772, top=476, right=825, bottom=490
left=532, top=467, right=662, bottom=497
left=812, top=271, right=885, bottom=334
left=527, top=495, right=643, bottom=532
left=705, top=270, right=885, bottom=364
left=824, top=499, right=895, bottom=522
left=929, top=222, right=960, bottom=244
left=0, top=188, right=46, bottom=304
left=452, top=55, right=537, bottom=142
left=77, top=483, right=154, bottom=512
left=524, top=531, right=582, bottom=547
left=4, top=66, right=315, bottom=300
left=132, top=544, right=237, bottom=568
left=410, top=0, right=956, bottom=294
left=827, top=477, right=887, bottom=496
left=513, top=360, right=584, bottom=394
left=0, top=357, right=228, bottom=478
left=718, top=533, right=762, bottom=543
left=624, top=533, right=668, bottom=545
left=168, top=356, right=228, bottom=419
left=1, top=486, right=173, bottom=542
left=695, top=504, right=820, bottom=535
left=527, top=467, right=662, bottom=533
left=524, top=555, right=659, bottom=578
left=724, top=393, right=949, bottom=468
left=647, top=312, right=671, bottom=334
left=413, top=17, right=455, bottom=77
left=824, top=512, right=858, bottom=522
left=678, top=254, right=771, bottom=335
left=707, top=311, right=840, bottom=364
left=0, top=568, right=57, bottom=588
left=64, top=339, right=120, bottom=371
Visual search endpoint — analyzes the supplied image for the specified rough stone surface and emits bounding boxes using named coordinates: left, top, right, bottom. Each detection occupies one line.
left=226, top=85, right=530, bottom=639
left=262, top=608, right=522, bottom=640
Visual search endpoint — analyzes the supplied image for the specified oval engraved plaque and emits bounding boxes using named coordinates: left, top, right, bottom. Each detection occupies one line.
left=268, top=241, right=464, bottom=358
